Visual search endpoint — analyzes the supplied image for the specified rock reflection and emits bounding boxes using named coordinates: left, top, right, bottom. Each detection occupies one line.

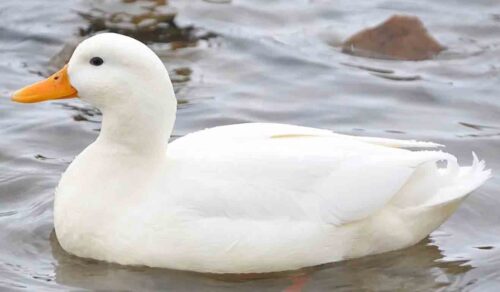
left=78, top=0, right=216, bottom=47
left=341, top=62, right=394, bottom=74
left=341, top=62, right=421, bottom=81
left=372, top=72, right=421, bottom=81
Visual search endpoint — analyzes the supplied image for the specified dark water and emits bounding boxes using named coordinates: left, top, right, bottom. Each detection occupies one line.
left=1, top=0, right=500, bottom=290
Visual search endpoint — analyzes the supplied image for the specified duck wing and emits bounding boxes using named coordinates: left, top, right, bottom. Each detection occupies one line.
left=167, top=123, right=483, bottom=225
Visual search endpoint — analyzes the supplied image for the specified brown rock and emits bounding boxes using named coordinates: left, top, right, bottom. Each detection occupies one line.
left=342, top=15, right=444, bottom=61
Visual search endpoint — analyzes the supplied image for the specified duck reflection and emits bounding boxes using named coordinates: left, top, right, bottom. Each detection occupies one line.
left=50, top=231, right=300, bottom=291
left=50, top=231, right=471, bottom=291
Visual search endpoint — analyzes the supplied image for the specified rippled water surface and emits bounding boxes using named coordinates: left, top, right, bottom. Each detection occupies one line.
left=1, top=0, right=500, bottom=290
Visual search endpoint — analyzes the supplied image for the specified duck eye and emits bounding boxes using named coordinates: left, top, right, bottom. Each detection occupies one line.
left=89, top=57, right=104, bottom=66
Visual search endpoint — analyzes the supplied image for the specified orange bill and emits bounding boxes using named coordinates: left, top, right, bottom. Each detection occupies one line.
left=12, top=65, right=78, bottom=103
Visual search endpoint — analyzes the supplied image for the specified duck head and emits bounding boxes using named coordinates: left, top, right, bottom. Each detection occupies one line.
left=12, top=33, right=177, bottom=153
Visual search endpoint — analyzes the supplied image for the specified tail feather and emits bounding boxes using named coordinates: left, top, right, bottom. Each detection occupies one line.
left=388, top=152, right=490, bottom=249
left=421, top=152, right=490, bottom=207
left=392, top=152, right=491, bottom=208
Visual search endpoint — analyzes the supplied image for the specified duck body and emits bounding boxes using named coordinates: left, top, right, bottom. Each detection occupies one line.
left=13, top=33, right=490, bottom=274
left=54, top=122, right=489, bottom=273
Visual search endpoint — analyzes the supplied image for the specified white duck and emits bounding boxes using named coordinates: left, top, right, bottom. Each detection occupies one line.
left=13, top=33, right=490, bottom=274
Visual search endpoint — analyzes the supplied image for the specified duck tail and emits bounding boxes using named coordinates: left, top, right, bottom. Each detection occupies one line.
left=424, top=152, right=491, bottom=207
left=392, top=152, right=490, bottom=208
left=391, top=152, right=490, bottom=246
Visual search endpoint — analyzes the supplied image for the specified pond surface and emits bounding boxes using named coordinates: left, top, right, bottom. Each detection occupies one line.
left=1, top=0, right=500, bottom=290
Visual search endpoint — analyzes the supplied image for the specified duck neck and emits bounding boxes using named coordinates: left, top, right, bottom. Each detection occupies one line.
left=95, top=97, right=176, bottom=158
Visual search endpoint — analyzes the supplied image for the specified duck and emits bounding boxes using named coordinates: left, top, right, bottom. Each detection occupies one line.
left=12, top=33, right=490, bottom=274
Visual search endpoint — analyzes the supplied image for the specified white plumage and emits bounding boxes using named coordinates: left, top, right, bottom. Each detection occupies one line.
left=34, top=33, right=489, bottom=273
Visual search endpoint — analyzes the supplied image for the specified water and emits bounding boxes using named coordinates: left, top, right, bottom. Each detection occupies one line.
left=1, top=0, right=499, bottom=290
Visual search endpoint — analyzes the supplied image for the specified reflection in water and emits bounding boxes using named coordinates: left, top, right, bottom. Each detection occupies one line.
left=458, top=122, right=500, bottom=139
left=340, top=62, right=395, bottom=74
left=371, top=72, right=421, bottom=81
left=79, top=0, right=216, bottom=47
left=475, top=246, right=495, bottom=250
left=340, top=62, right=421, bottom=82
left=58, top=102, right=101, bottom=124
left=50, top=232, right=305, bottom=291
left=459, top=122, right=500, bottom=131
left=50, top=230, right=473, bottom=291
